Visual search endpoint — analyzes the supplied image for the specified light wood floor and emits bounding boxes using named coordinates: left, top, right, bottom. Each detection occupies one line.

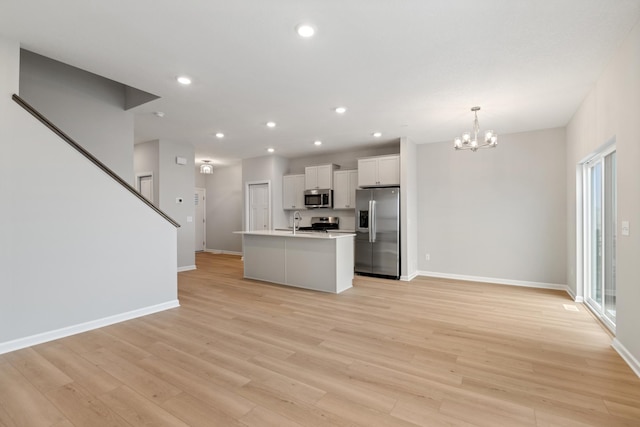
left=1, top=253, right=640, bottom=426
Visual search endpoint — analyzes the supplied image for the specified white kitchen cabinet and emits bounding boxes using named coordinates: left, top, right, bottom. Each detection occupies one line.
left=333, top=170, right=358, bottom=209
left=305, top=164, right=337, bottom=189
left=358, top=155, right=400, bottom=187
left=282, top=174, right=306, bottom=210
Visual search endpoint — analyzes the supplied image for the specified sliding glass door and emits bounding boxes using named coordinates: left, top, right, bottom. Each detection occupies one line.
left=584, top=147, right=616, bottom=330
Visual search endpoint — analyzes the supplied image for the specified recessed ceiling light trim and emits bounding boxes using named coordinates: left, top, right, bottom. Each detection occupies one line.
left=314, top=140, right=322, bottom=146
left=296, top=23, right=316, bottom=38
left=334, top=106, right=347, bottom=114
left=266, top=121, right=276, bottom=128
left=177, top=76, right=192, bottom=85
left=267, top=147, right=275, bottom=153
left=372, top=132, right=382, bottom=137
left=215, top=132, right=224, bottom=138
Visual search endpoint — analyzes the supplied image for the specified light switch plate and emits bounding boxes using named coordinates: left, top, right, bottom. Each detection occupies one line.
left=622, top=220, right=630, bottom=236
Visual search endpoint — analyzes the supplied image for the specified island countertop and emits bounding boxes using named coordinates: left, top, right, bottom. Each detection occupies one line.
left=235, top=230, right=355, bottom=239
left=236, top=230, right=355, bottom=293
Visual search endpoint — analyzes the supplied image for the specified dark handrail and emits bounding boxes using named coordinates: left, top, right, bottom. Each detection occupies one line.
left=12, top=94, right=180, bottom=228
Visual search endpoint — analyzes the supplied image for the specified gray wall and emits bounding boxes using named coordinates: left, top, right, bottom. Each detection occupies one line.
left=0, top=37, right=177, bottom=350
left=566, top=20, right=640, bottom=367
left=134, top=139, right=195, bottom=269
left=134, top=140, right=160, bottom=205
left=19, top=50, right=135, bottom=184
left=417, top=128, right=567, bottom=285
left=400, top=137, right=418, bottom=280
left=287, top=142, right=400, bottom=174
left=242, top=155, right=289, bottom=230
left=205, top=164, right=243, bottom=253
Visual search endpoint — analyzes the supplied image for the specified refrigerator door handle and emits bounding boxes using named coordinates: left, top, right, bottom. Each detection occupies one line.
left=370, top=200, right=376, bottom=243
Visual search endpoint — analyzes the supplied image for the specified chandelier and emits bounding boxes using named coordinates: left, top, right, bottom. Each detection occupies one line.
left=200, top=160, right=213, bottom=174
left=453, top=106, right=497, bottom=151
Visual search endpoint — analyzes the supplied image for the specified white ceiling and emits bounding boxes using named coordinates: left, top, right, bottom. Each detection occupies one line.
left=2, top=0, right=640, bottom=166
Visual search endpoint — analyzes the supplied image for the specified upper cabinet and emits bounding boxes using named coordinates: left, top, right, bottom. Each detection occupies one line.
left=282, top=174, right=306, bottom=210
left=333, top=170, right=358, bottom=209
left=358, top=155, right=400, bottom=187
left=305, top=164, right=338, bottom=189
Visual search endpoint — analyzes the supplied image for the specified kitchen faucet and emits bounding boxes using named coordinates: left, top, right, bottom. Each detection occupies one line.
left=293, top=211, right=302, bottom=235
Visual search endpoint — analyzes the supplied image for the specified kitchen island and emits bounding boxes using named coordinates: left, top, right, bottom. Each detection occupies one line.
left=235, top=230, right=355, bottom=293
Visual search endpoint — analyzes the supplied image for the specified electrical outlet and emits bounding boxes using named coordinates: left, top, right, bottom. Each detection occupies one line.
left=425, top=253, right=430, bottom=261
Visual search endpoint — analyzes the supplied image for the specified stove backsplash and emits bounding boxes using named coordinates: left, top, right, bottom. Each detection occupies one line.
left=288, top=209, right=356, bottom=230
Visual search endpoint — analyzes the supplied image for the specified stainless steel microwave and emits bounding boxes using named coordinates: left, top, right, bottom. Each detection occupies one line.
left=304, top=189, right=332, bottom=208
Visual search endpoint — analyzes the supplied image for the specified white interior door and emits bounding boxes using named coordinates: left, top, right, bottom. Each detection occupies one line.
left=136, top=174, right=153, bottom=203
left=248, top=183, right=270, bottom=231
left=194, top=188, right=206, bottom=251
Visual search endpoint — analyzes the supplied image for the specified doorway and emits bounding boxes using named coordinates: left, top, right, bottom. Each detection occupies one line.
left=583, top=144, right=616, bottom=331
left=136, top=173, right=153, bottom=203
left=246, top=182, right=270, bottom=231
left=194, top=187, right=206, bottom=251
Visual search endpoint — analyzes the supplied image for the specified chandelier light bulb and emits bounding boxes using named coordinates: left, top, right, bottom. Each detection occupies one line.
left=453, top=106, right=498, bottom=152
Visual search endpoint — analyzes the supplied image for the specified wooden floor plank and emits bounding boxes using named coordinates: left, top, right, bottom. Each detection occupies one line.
left=0, top=252, right=639, bottom=426
left=0, top=362, right=67, bottom=427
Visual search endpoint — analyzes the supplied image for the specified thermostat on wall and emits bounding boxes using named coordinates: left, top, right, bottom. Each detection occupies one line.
left=176, top=156, right=187, bottom=165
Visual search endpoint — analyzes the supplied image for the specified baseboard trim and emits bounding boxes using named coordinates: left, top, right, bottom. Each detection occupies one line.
left=177, top=265, right=196, bottom=272
left=418, top=271, right=567, bottom=291
left=564, top=286, right=584, bottom=302
left=400, top=271, right=419, bottom=282
left=0, top=300, right=180, bottom=355
left=612, top=338, right=640, bottom=378
left=205, top=249, right=243, bottom=256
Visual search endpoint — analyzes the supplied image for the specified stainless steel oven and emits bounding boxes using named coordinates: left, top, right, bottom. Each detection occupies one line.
left=304, top=189, right=332, bottom=208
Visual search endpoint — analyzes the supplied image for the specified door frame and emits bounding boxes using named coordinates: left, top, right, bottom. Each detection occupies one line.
left=245, top=180, right=272, bottom=231
left=577, top=137, right=616, bottom=331
left=194, top=187, right=206, bottom=252
left=135, top=172, right=154, bottom=203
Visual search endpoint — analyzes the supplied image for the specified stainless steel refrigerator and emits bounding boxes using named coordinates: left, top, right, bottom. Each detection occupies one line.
left=355, top=187, right=400, bottom=279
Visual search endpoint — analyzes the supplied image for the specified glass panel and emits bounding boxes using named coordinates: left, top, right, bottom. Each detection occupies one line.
left=589, top=161, right=603, bottom=308
left=603, top=152, right=616, bottom=323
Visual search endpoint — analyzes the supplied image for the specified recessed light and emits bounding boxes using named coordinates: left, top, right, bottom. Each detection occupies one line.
left=266, top=121, right=276, bottom=128
left=296, top=24, right=315, bottom=38
left=177, top=76, right=192, bottom=85
left=314, top=140, right=322, bottom=146
left=215, top=132, right=224, bottom=138
left=372, top=132, right=382, bottom=137
left=267, top=147, right=275, bottom=153
left=335, top=107, right=347, bottom=114
left=153, top=111, right=165, bottom=118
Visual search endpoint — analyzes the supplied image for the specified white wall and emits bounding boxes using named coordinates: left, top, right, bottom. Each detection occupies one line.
left=19, top=50, right=135, bottom=184
left=204, top=164, right=243, bottom=253
left=417, top=128, right=567, bottom=286
left=0, top=37, right=178, bottom=352
left=566, top=20, right=640, bottom=369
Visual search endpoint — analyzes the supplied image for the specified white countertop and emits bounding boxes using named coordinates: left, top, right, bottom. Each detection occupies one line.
left=235, top=230, right=355, bottom=239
